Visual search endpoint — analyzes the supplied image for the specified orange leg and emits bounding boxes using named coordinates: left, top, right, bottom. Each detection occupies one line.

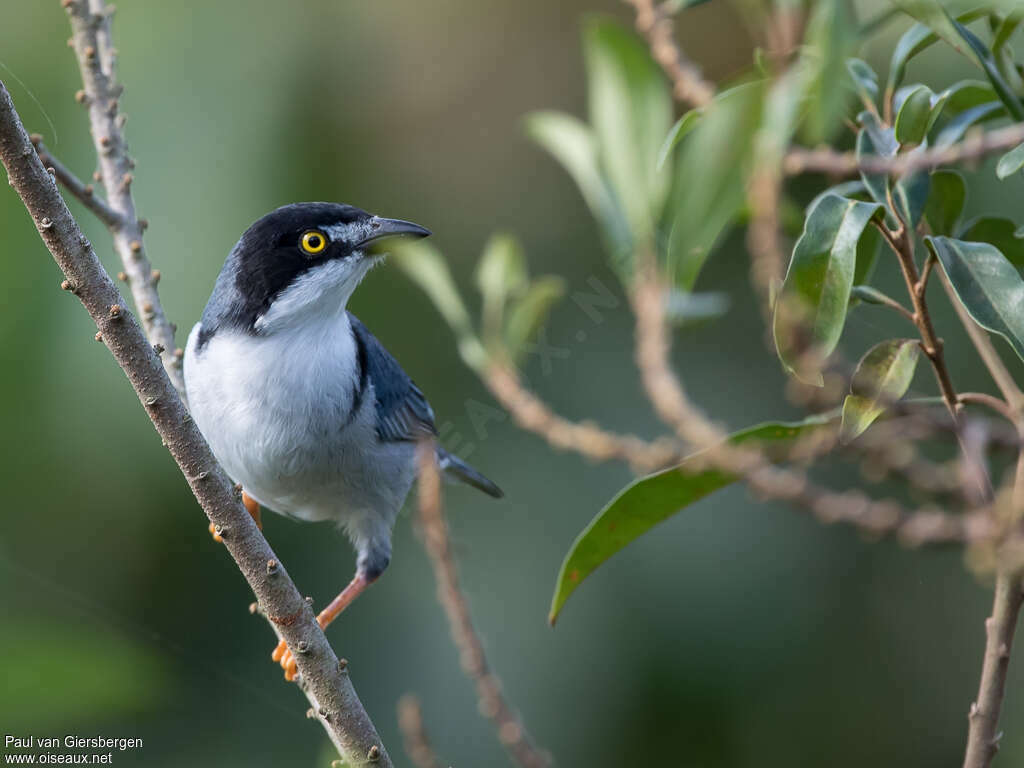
left=272, top=572, right=374, bottom=681
left=209, top=490, right=261, bottom=541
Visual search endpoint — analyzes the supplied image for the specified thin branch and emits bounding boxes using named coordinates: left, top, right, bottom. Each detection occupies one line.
left=783, top=122, right=1024, bottom=178
left=0, top=79, right=392, bottom=768
left=960, top=393, right=1017, bottom=425
left=624, top=0, right=715, bottom=108
left=962, top=574, right=1024, bottom=768
left=397, top=695, right=447, bottom=768
left=485, top=362, right=686, bottom=473
left=31, top=137, right=121, bottom=227
left=939, top=268, right=1024, bottom=415
left=62, top=0, right=185, bottom=400
left=415, top=441, right=550, bottom=768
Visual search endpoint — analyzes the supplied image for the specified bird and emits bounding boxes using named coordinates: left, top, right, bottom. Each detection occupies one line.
left=183, top=202, right=503, bottom=680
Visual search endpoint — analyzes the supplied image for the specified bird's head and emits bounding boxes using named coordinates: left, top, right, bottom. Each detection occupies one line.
left=201, top=202, right=430, bottom=338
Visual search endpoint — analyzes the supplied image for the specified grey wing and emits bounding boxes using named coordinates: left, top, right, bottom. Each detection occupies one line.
left=350, top=314, right=438, bottom=443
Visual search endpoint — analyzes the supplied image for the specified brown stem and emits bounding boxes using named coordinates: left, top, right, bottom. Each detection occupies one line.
left=0, top=79, right=391, bottom=768
left=963, top=574, right=1024, bottom=768
left=397, top=695, right=445, bottom=768
left=784, top=122, right=1024, bottom=177
left=416, top=441, right=550, bottom=768
left=960, top=393, right=1018, bottom=425
left=623, top=0, right=715, bottom=108
left=32, top=137, right=121, bottom=228
left=63, top=0, right=185, bottom=400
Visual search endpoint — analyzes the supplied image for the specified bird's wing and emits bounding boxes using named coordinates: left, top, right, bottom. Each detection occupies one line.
left=349, top=314, right=438, bottom=443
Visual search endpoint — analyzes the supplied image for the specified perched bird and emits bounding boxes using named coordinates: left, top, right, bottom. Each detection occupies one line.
left=184, top=202, right=502, bottom=679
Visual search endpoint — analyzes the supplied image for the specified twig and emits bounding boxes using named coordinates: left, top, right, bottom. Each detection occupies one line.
left=960, top=393, right=1017, bottom=425
left=962, top=574, right=1024, bottom=768
left=397, top=695, right=447, bottom=768
left=0, top=79, right=392, bottom=768
left=624, top=0, right=715, bottom=108
left=485, top=362, right=686, bottom=473
left=783, top=122, right=1024, bottom=178
left=62, top=0, right=185, bottom=401
left=939, top=269, right=1024, bottom=415
left=415, top=441, right=550, bottom=768
left=31, top=137, right=121, bottom=227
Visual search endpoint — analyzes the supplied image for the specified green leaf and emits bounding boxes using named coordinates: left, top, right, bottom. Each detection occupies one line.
left=958, top=216, right=1024, bottom=266
left=662, top=0, right=713, bottom=10
left=942, top=79, right=998, bottom=112
left=924, top=169, right=967, bottom=235
left=856, top=112, right=897, bottom=209
left=656, top=108, right=703, bottom=171
left=851, top=284, right=901, bottom=306
left=807, top=181, right=869, bottom=214
left=847, top=58, right=880, bottom=109
left=890, top=3, right=1024, bottom=119
left=665, top=290, right=730, bottom=325
left=933, top=101, right=1003, bottom=147
left=895, top=85, right=935, bottom=144
left=953, top=19, right=1024, bottom=120
left=840, top=339, right=921, bottom=443
left=584, top=18, right=673, bottom=241
left=996, top=141, right=1024, bottom=179
left=927, top=235, right=1024, bottom=360
left=504, top=276, right=566, bottom=360
left=549, top=413, right=838, bottom=624
left=886, top=8, right=990, bottom=96
left=773, top=194, right=884, bottom=384
left=892, top=156, right=931, bottom=229
left=854, top=224, right=883, bottom=286
left=391, top=241, right=488, bottom=372
left=802, top=0, right=858, bottom=144
left=667, top=80, right=765, bottom=290
left=475, top=234, right=528, bottom=347
left=525, top=111, right=632, bottom=273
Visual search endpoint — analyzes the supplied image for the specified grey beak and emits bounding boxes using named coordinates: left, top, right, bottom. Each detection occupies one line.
left=357, top=217, right=432, bottom=250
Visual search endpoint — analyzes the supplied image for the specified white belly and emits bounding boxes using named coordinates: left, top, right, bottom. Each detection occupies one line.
left=183, top=314, right=415, bottom=530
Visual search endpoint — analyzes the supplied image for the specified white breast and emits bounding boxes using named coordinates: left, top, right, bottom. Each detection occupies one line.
left=183, top=312, right=414, bottom=530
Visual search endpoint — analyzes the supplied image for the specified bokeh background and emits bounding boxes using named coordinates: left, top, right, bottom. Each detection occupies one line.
left=2, top=1, right=1024, bottom=766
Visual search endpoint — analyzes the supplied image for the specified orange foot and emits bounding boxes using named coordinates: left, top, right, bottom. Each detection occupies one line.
left=209, top=491, right=262, bottom=542
left=270, top=573, right=373, bottom=681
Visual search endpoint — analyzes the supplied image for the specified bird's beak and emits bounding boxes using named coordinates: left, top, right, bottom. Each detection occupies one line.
left=356, top=217, right=432, bottom=252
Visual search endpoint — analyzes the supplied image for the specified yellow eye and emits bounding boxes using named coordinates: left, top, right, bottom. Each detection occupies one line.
left=300, top=230, right=328, bottom=255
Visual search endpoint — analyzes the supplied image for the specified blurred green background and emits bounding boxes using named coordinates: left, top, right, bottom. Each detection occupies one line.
left=2, top=1, right=1024, bottom=766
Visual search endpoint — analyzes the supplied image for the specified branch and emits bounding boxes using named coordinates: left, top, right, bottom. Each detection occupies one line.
left=485, top=362, right=686, bottom=473
left=397, top=695, right=446, bottom=768
left=0, top=80, right=392, bottom=768
left=416, top=442, right=550, bottom=768
left=61, top=0, right=185, bottom=401
left=963, top=574, right=1024, bottom=768
left=783, top=122, right=1024, bottom=178
left=31, top=137, right=121, bottom=228
left=624, top=0, right=715, bottom=108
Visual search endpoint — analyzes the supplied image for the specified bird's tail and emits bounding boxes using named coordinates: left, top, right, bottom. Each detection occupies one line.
left=437, top=448, right=504, bottom=498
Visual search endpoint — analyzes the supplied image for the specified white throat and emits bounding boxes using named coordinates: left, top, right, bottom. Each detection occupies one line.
left=254, top=256, right=376, bottom=334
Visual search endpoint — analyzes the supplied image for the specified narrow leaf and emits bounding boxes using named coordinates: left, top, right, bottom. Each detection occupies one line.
left=667, top=80, right=765, bottom=290
left=656, top=108, right=703, bottom=171
left=391, top=241, right=488, bottom=372
left=847, top=58, right=879, bottom=109
left=773, top=194, right=884, bottom=384
left=958, top=216, right=1024, bottom=267
left=933, top=101, right=1003, bottom=147
left=505, top=276, right=566, bottom=361
left=840, top=339, right=920, bottom=443
left=927, top=236, right=1024, bottom=360
left=895, top=84, right=935, bottom=144
left=549, top=413, right=838, bottom=624
left=525, top=111, right=632, bottom=273
left=996, top=142, right=1024, bottom=179
left=924, top=169, right=966, bottom=235
left=585, top=18, right=673, bottom=240
left=475, top=234, right=528, bottom=347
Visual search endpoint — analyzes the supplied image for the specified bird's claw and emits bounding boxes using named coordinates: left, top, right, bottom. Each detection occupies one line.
left=272, top=639, right=298, bottom=681
left=208, top=521, right=223, bottom=543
